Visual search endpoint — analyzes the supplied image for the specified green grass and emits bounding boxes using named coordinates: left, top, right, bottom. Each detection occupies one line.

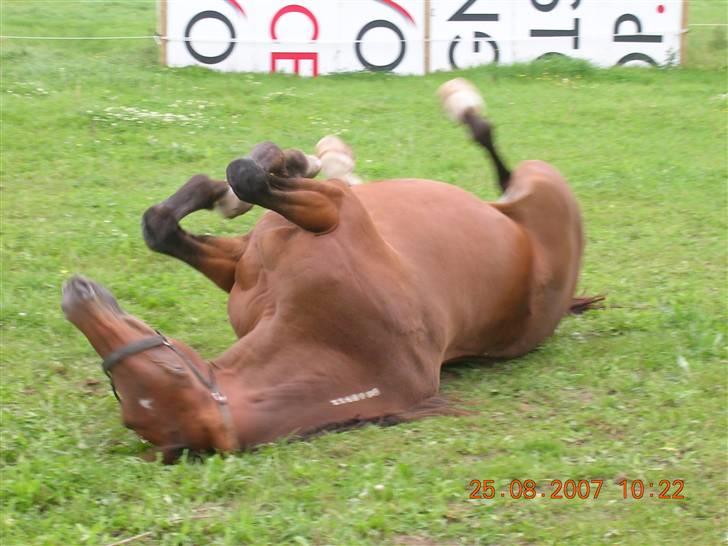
left=1, top=1, right=726, bottom=545
left=685, top=0, right=728, bottom=69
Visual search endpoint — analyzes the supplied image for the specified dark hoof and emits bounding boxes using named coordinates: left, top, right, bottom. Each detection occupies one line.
left=226, top=158, right=269, bottom=203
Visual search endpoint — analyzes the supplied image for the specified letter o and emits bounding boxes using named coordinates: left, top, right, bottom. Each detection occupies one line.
left=531, top=0, right=559, bottom=12
left=617, top=52, right=657, bottom=66
left=355, top=20, right=406, bottom=72
left=185, top=10, right=236, bottom=65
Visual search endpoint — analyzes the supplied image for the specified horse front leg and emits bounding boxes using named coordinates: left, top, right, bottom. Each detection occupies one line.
left=226, top=142, right=347, bottom=233
left=142, top=174, right=249, bottom=292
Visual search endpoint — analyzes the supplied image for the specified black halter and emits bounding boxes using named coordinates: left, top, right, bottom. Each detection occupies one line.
left=101, top=331, right=238, bottom=450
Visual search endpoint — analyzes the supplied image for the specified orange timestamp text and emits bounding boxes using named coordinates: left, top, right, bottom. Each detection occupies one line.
left=468, top=479, right=685, bottom=500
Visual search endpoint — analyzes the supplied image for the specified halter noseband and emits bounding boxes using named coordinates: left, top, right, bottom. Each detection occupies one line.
left=101, top=331, right=238, bottom=451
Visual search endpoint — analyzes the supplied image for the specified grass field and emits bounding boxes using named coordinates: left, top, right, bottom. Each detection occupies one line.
left=1, top=1, right=726, bottom=545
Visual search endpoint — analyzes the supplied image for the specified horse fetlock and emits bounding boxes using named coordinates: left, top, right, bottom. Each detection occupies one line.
left=437, top=78, right=485, bottom=123
left=142, top=205, right=180, bottom=253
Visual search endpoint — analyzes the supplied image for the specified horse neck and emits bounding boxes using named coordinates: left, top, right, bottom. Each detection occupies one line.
left=210, top=336, right=386, bottom=445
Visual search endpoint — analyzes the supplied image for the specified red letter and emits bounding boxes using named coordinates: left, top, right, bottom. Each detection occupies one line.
left=270, top=5, right=319, bottom=40
left=270, top=52, right=318, bottom=77
left=269, top=5, right=319, bottom=76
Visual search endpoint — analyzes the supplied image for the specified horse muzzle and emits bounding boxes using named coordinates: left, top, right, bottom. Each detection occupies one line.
left=61, top=275, right=124, bottom=321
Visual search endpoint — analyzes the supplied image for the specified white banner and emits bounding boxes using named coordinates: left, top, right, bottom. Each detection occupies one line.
left=160, top=0, right=685, bottom=75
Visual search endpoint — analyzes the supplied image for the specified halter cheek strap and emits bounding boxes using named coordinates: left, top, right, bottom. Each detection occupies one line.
left=102, top=336, right=166, bottom=375
left=100, top=331, right=239, bottom=452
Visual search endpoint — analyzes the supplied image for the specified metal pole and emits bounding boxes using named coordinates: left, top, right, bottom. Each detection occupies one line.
left=424, top=0, right=431, bottom=74
left=158, top=0, right=168, bottom=66
left=681, top=0, right=689, bottom=65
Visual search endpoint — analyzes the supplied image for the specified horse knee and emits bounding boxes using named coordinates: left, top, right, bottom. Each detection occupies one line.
left=142, top=205, right=179, bottom=254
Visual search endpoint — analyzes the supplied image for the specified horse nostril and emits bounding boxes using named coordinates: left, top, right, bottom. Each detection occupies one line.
left=61, top=275, right=95, bottom=316
left=63, top=275, right=96, bottom=300
left=61, top=275, right=124, bottom=316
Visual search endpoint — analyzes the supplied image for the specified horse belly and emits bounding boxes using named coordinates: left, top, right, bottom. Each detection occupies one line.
left=355, top=180, right=532, bottom=358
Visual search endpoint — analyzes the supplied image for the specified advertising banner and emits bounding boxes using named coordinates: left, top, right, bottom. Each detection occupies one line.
left=160, top=0, right=685, bottom=75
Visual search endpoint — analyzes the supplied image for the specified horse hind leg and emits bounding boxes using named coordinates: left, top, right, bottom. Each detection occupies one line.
left=438, top=78, right=511, bottom=192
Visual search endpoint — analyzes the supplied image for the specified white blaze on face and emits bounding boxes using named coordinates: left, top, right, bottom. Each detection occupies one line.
left=138, top=398, right=154, bottom=411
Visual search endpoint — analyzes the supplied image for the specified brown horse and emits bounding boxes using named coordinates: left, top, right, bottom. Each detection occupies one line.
left=62, top=79, right=598, bottom=462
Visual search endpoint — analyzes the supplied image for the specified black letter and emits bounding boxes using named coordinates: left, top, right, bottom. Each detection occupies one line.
left=616, top=52, right=658, bottom=66
left=355, top=20, right=406, bottom=72
left=449, top=0, right=499, bottom=22
left=613, top=14, right=663, bottom=43
left=448, top=32, right=499, bottom=69
left=531, top=0, right=559, bottom=12
left=530, top=18, right=580, bottom=49
left=185, top=11, right=236, bottom=65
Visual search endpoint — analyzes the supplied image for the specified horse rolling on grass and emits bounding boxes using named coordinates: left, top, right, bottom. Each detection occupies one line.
left=62, top=78, right=602, bottom=463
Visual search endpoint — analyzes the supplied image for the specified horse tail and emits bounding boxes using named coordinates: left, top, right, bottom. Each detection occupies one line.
left=438, top=78, right=511, bottom=192
left=568, top=295, right=606, bottom=315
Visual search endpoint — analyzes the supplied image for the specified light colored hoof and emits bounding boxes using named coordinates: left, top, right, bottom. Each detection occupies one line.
left=303, top=154, right=322, bottom=178
left=315, top=135, right=361, bottom=185
left=315, top=135, right=353, bottom=159
left=215, top=187, right=254, bottom=219
left=437, top=77, right=485, bottom=122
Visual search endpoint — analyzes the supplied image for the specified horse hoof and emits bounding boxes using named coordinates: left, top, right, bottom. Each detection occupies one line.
left=437, top=78, right=485, bottom=123
left=315, top=135, right=361, bottom=185
left=226, top=157, right=269, bottom=202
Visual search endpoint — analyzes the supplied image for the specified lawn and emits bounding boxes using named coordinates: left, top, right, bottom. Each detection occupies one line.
left=1, top=1, right=726, bottom=545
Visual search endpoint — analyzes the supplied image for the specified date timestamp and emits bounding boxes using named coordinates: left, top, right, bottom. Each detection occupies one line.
left=468, top=479, right=685, bottom=500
